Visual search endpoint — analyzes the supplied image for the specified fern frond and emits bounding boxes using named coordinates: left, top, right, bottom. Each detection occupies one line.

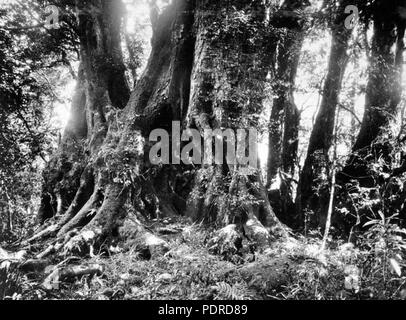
left=214, top=282, right=245, bottom=300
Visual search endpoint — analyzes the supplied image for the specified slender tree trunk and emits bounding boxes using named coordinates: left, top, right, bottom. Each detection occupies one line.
left=296, top=0, right=352, bottom=228
left=321, top=107, right=339, bottom=250
left=267, top=0, right=308, bottom=188
left=266, top=0, right=309, bottom=227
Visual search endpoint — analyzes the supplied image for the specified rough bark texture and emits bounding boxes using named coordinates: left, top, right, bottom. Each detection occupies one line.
left=37, top=0, right=130, bottom=226
left=351, top=5, right=404, bottom=153
left=44, top=0, right=197, bottom=252
left=34, top=0, right=291, bottom=256
left=266, top=0, right=309, bottom=227
left=339, top=1, right=405, bottom=189
left=296, top=0, right=352, bottom=228
left=37, top=63, right=88, bottom=224
left=184, top=0, right=289, bottom=247
left=267, top=0, right=308, bottom=187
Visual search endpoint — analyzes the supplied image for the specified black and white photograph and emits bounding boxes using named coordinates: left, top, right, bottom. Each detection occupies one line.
left=0, top=0, right=406, bottom=306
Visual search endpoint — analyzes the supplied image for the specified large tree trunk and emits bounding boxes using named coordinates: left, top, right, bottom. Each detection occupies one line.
left=37, top=62, right=88, bottom=224
left=340, top=1, right=405, bottom=186
left=334, top=2, right=405, bottom=235
left=351, top=5, right=404, bottom=153
left=35, top=0, right=290, bottom=256
left=37, top=0, right=130, bottom=226
left=33, top=0, right=196, bottom=251
left=184, top=0, right=289, bottom=247
left=295, top=0, right=352, bottom=229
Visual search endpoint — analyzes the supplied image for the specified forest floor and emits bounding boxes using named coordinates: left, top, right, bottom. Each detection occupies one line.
left=1, top=217, right=405, bottom=300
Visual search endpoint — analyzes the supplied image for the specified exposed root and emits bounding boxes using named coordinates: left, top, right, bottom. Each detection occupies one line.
left=19, top=259, right=50, bottom=274
left=22, top=224, right=59, bottom=246
left=42, top=264, right=104, bottom=291
left=57, top=166, right=95, bottom=228
left=0, top=247, right=27, bottom=269
left=36, top=245, right=56, bottom=260
left=57, top=183, right=104, bottom=238
left=58, top=211, right=169, bottom=259
left=0, top=246, right=9, bottom=260
left=62, top=229, right=99, bottom=257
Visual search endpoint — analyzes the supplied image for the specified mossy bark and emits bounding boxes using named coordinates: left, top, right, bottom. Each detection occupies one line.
left=37, top=0, right=290, bottom=254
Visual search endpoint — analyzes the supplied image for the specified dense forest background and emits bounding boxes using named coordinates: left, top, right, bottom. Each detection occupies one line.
left=1, top=0, right=406, bottom=300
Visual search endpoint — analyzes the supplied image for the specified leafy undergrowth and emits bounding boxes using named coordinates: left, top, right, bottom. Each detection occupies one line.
left=2, top=217, right=406, bottom=300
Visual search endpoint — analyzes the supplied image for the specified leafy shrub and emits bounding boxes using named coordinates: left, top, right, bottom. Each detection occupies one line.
left=358, top=215, right=406, bottom=299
